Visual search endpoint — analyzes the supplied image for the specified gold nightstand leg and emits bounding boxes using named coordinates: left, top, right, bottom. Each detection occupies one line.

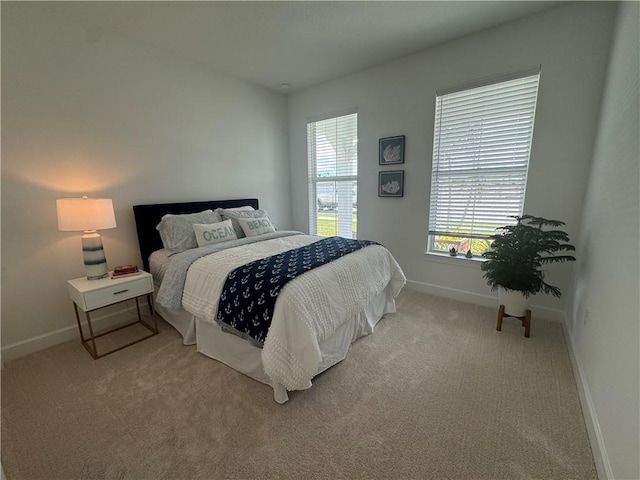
left=73, top=302, right=86, bottom=342
left=149, top=294, right=158, bottom=333
left=74, top=302, right=98, bottom=359
left=74, top=294, right=159, bottom=360
left=137, top=296, right=159, bottom=334
left=85, top=311, right=99, bottom=359
left=147, top=293, right=154, bottom=316
left=135, top=297, right=142, bottom=321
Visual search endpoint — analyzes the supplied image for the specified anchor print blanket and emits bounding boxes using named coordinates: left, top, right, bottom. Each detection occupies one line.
left=215, top=236, right=378, bottom=346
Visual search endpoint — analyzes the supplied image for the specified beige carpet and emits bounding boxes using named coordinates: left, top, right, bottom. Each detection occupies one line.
left=1, top=290, right=596, bottom=480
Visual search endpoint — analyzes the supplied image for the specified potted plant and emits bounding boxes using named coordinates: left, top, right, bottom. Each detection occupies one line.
left=481, top=215, right=576, bottom=316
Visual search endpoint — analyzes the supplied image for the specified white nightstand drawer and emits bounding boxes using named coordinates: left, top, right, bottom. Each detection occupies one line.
left=83, top=277, right=152, bottom=310
left=68, top=272, right=154, bottom=312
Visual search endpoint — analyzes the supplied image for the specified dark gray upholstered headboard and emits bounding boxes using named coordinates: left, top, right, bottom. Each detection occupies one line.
left=132, top=198, right=259, bottom=273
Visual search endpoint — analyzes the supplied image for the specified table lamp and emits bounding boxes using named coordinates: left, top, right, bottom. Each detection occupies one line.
left=56, top=196, right=117, bottom=280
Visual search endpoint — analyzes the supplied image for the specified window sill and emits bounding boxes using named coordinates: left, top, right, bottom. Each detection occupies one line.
left=423, top=251, right=485, bottom=269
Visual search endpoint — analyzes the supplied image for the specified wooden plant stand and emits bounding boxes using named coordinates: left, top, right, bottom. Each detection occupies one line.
left=496, top=305, right=532, bottom=338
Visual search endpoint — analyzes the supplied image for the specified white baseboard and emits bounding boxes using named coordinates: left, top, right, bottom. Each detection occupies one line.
left=561, top=322, right=613, bottom=480
left=405, top=279, right=497, bottom=307
left=404, top=279, right=564, bottom=322
left=0, top=281, right=564, bottom=362
left=1, top=300, right=152, bottom=363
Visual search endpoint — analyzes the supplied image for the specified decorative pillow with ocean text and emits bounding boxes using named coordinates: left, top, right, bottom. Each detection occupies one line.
left=193, top=219, right=238, bottom=247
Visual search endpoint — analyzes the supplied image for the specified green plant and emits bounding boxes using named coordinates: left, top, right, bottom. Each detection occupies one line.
left=480, top=215, right=576, bottom=298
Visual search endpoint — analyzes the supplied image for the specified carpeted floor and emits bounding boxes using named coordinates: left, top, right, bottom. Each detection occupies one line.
left=1, top=290, right=596, bottom=480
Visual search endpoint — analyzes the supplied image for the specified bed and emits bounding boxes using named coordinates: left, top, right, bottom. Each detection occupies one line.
left=133, top=198, right=406, bottom=403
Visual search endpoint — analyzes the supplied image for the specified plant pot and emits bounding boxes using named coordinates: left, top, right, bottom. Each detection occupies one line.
left=498, top=287, right=530, bottom=317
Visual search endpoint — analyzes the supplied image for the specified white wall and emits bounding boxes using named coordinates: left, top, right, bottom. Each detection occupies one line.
left=566, top=3, right=640, bottom=479
left=288, top=2, right=617, bottom=319
left=1, top=3, right=290, bottom=359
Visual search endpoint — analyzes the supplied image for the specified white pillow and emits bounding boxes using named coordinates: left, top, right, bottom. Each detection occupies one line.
left=220, top=206, right=255, bottom=212
left=193, top=220, right=238, bottom=247
left=237, top=216, right=276, bottom=237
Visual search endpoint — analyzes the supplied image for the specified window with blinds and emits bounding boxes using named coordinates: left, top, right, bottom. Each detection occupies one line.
left=428, top=69, right=541, bottom=256
left=307, top=112, right=358, bottom=238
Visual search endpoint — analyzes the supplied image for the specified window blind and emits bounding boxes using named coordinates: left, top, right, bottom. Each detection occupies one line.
left=307, top=112, right=358, bottom=238
left=429, top=72, right=540, bottom=241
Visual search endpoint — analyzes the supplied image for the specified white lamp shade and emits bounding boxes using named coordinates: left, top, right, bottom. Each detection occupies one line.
left=56, top=197, right=116, bottom=280
left=56, top=197, right=116, bottom=232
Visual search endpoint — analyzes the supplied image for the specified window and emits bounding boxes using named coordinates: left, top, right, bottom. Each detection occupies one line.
left=307, top=112, right=358, bottom=238
left=428, top=68, right=540, bottom=256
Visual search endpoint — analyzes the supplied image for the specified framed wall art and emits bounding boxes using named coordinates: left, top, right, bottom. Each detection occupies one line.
left=378, top=170, right=404, bottom=197
left=379, top=135, right=405, bottom=165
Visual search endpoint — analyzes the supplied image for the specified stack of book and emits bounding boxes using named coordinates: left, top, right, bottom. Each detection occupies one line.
left=111, top=264, right=140, bottom=278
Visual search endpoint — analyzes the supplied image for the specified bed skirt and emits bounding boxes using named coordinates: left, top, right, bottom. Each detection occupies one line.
left=154, top=290, right=197, bottom=345
left=153, top=284, right=397, bottom=403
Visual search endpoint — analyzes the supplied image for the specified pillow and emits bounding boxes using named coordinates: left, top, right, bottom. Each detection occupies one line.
left=216, top=206, right=255, bottom=212
left=219, top=209, right=276, bottom=238
left=237, top=216, right=276, bottom=238
left=193, top=219, right=238, bottom=247
left=156, top=209, right=222, bottom=253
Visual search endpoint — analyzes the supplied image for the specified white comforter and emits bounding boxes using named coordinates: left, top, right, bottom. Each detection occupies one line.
left=181, top=234, right=406, bottom=391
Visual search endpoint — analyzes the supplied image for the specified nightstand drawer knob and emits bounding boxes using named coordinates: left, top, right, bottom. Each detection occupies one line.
left=113, top=289, right=129, bottom=295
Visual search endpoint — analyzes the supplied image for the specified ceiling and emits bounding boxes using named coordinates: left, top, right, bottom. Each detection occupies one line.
left=58, top=1, right=563, bottom=94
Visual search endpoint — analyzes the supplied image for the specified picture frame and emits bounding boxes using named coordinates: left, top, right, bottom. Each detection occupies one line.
left=379, top=135, right=405, bottom=165
left=378, top=170, right=404, bottom=197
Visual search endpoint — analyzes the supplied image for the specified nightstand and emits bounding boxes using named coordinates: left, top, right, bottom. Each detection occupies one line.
left=68, top=271, right=158, bottom=359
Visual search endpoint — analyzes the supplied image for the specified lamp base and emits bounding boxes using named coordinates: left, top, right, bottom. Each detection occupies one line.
left=82, top=231, right=109, bottom=280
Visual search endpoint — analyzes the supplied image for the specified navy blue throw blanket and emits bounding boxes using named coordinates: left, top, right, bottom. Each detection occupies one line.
left=216, top=236, right=378, bottom=347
